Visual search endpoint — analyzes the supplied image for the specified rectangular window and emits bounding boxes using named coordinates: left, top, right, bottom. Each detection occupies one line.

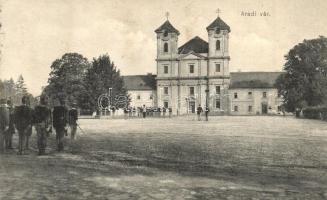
left=263, top=92, right=267, bottom=98
left=164, top=101, right=169, bottom=108
left=189, top=87, right=195, bottom=95
left=216, top=99, right=220, bottom=109
left=164, top=87, right=168, bottom=95
left=248, top=91, right=252, bottom=96
left=137, top=95, right=141, bottom=100
left=216, top=86, right=221, bottom=94
left=215, top=64, right=221, bottom=72
left=234, top=92, right=238, bottom=99
left=164, top=65, right=168, bottom=74
left=234, top=105, right=238, bottom=112
left=189, top=64, right=194, bottom=73
left=248, top=105, right=253, bottom=112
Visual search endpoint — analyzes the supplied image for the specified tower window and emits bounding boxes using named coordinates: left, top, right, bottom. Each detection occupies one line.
left=215, top=64, right=221, bottom=72
left=263, top=92, right=267, bottom=98
left=216, top=86, right=220, bottom=94
left=164, top=42, right=169, bottom=53
left=189, top=65, right=194, bottom=73
left=216, top=40, right=221, bottom=51
left=189, top=87, right=195, bottom=95
left=137, top=95, right=141, bottom=100
left=164, top=87, right=168, bottom=95
left=163, top=31, right=168, bottom=37
left=234, top=105, right=238, bottom=112
left=164, top=65, right=168, bottom=74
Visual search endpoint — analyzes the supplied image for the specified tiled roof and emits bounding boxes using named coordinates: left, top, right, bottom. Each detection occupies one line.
left=230, top=72, right=284, bottom=89
left=178, top=36, right=209, bottom=54
left=206, top=17, right=231, bottom=32
left=123, top=75, right=157, bottom=91
left=155, top=20, right=180, bottom=35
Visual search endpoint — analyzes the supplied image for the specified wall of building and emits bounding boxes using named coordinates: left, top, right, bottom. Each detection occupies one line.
left=128, top=90, right=156, bottom=108
left=229, top=88, right=283, bottom=115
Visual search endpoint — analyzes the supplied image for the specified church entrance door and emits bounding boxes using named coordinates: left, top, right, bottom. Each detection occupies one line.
left=189, top=101, right=195, bottom=113
left=262, top=103, right=268, bottom=114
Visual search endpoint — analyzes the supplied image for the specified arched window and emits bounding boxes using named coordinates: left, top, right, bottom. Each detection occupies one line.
left=216, top=40, right=221, bottom=50
left=164, top=42, right=169, bottom=53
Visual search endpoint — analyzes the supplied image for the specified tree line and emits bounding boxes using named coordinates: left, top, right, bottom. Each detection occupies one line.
left=42, top=53, right=127, bottom=113
left=0, top=75, right=36, bottom=106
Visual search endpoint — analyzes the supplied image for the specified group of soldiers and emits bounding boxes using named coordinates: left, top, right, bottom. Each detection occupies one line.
left=197, top=105, right=210, bottom=121
left=0, top=95, right=78, bottom=155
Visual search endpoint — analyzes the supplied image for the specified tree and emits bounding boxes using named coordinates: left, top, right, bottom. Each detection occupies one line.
left=83, top=54, right=127, bottom=111
left=275, top=36, right=327, bottom=112
left=43, top=53, right=90, bottom=107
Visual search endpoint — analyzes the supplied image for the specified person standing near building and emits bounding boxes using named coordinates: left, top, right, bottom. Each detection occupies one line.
left=53, top=99, right=68, bottom=152
left=14, top=96, right=33, bottom=155
left=25, top=98, right=33, bottom=150
left=0, top=99, right=9, bottom=153
left=197, top=104, right=203, bottom=121
left=205, top=106, right=210, bottom=121
left=68, top=103, right=78, bottom=140
left=5, top=99, right=15, bottom=149
left=142, top=105, right=146, bottom=118
left=33, top=95, right=52, bottom=155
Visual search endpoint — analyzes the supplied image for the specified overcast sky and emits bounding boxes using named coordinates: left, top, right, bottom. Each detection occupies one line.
left=1, top=0, right=327, bottom=95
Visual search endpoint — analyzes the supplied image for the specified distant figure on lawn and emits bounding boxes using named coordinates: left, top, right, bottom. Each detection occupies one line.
left=205, top=106, right=210, bottom=121
left=142, top=105, right=146, bottom=118
left=33, top=95, right=52, bottom=156
left=5, top=99, right=15, bottom=149
left=53, top=99, right=68, bottom=151
left=68, top=103, right=78, bottom=140
left=0, top=98, right=9, bottom=153
left=197, top=105, right=203, bottom=121
left=14, top=96, right=33, bottom=155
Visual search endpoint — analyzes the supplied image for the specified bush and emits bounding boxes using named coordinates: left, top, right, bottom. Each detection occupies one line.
left=302, top=106, right=327, bottom=120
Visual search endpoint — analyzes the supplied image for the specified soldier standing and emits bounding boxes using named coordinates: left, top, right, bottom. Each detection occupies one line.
left=205, top=106, right=210, bottom=121
left=14, top=96, right=33, bottom=155
left=0, top=99, right=9, bottom=153
left=142, top=105, right=146, bottom=118
left=53, top=99, right=68, bottom=151
left=25, top=98, right=33, bottom=150
left=168, top=107, right=172, bottom=118
left=5, top=99, right=15, bottom=149
left=197, top=104, right=203, bottom=121
left=68, top=103, right=78, bottom=140
left=33, top=95, right=52, bottom=155
left=162, top=107, right=166, bottom=118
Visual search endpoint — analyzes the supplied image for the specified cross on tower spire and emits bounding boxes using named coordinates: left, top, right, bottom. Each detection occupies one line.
left=165, top=12, right=170, bottom=20
left=216, top=8, right=221, bottom=17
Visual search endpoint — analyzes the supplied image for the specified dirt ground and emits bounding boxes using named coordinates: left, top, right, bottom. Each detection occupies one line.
left=1, top=116, right=327, bottom=200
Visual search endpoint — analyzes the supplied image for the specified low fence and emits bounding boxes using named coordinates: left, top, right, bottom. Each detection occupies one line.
left=301, top=106, right=327, bottom=121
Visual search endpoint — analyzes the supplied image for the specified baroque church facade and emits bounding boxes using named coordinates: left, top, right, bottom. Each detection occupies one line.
left=124, top=16, right=283, bottom=115
left=155, top=17, right=231, bottom=115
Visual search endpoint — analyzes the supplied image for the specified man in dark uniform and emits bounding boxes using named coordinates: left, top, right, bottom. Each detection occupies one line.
left=25, top=97, right=33, bottom=150
left=14, top=96, right=33, bottom=155
left=68, top=103, right=78, bottom=140
left=197, top=104, right=203, bottom=121
left=0, top=98, right=9, bottom=153
left=53, top=99, right=68, bottom=151
left=33, top=95, right=52, bottom=155
left=142, top=105, right=146, bottom=118
left=5, top=99, right=15, bottom=149
left=205, top=106, right=210, bottom=121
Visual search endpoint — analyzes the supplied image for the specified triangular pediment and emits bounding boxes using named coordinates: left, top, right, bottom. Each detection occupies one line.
left=179, top=51, right=207, bottom=60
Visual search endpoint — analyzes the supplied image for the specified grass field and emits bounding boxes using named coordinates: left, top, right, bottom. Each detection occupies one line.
left=1, top=116, right=327, bottom=199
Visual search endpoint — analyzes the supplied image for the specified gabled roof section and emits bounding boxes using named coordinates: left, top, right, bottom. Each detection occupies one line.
left=123, top=75, right=157, bottom=91
left=178, top=36, right=209, bottom=54
left=230, top=72, right=284, bottom=89
left=206, top=17, right=231, bottom=32
left=155, top=20, right=180, bottom=35
left=178, top=51, right=207, bottom=59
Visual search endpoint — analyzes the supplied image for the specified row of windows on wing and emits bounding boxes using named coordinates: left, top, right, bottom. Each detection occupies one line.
left=131, top=94, right=153, bottom=100
left=232, top=105, right=283, bottom=113
left=232, top=91, right=282, bottom=99
left=163, top=64, right=222, bottom=74
left=162, top=40, right=221, bottom=53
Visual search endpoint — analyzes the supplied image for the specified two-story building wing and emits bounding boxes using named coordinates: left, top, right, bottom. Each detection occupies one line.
left=155, top=17, right=231, bottom=115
